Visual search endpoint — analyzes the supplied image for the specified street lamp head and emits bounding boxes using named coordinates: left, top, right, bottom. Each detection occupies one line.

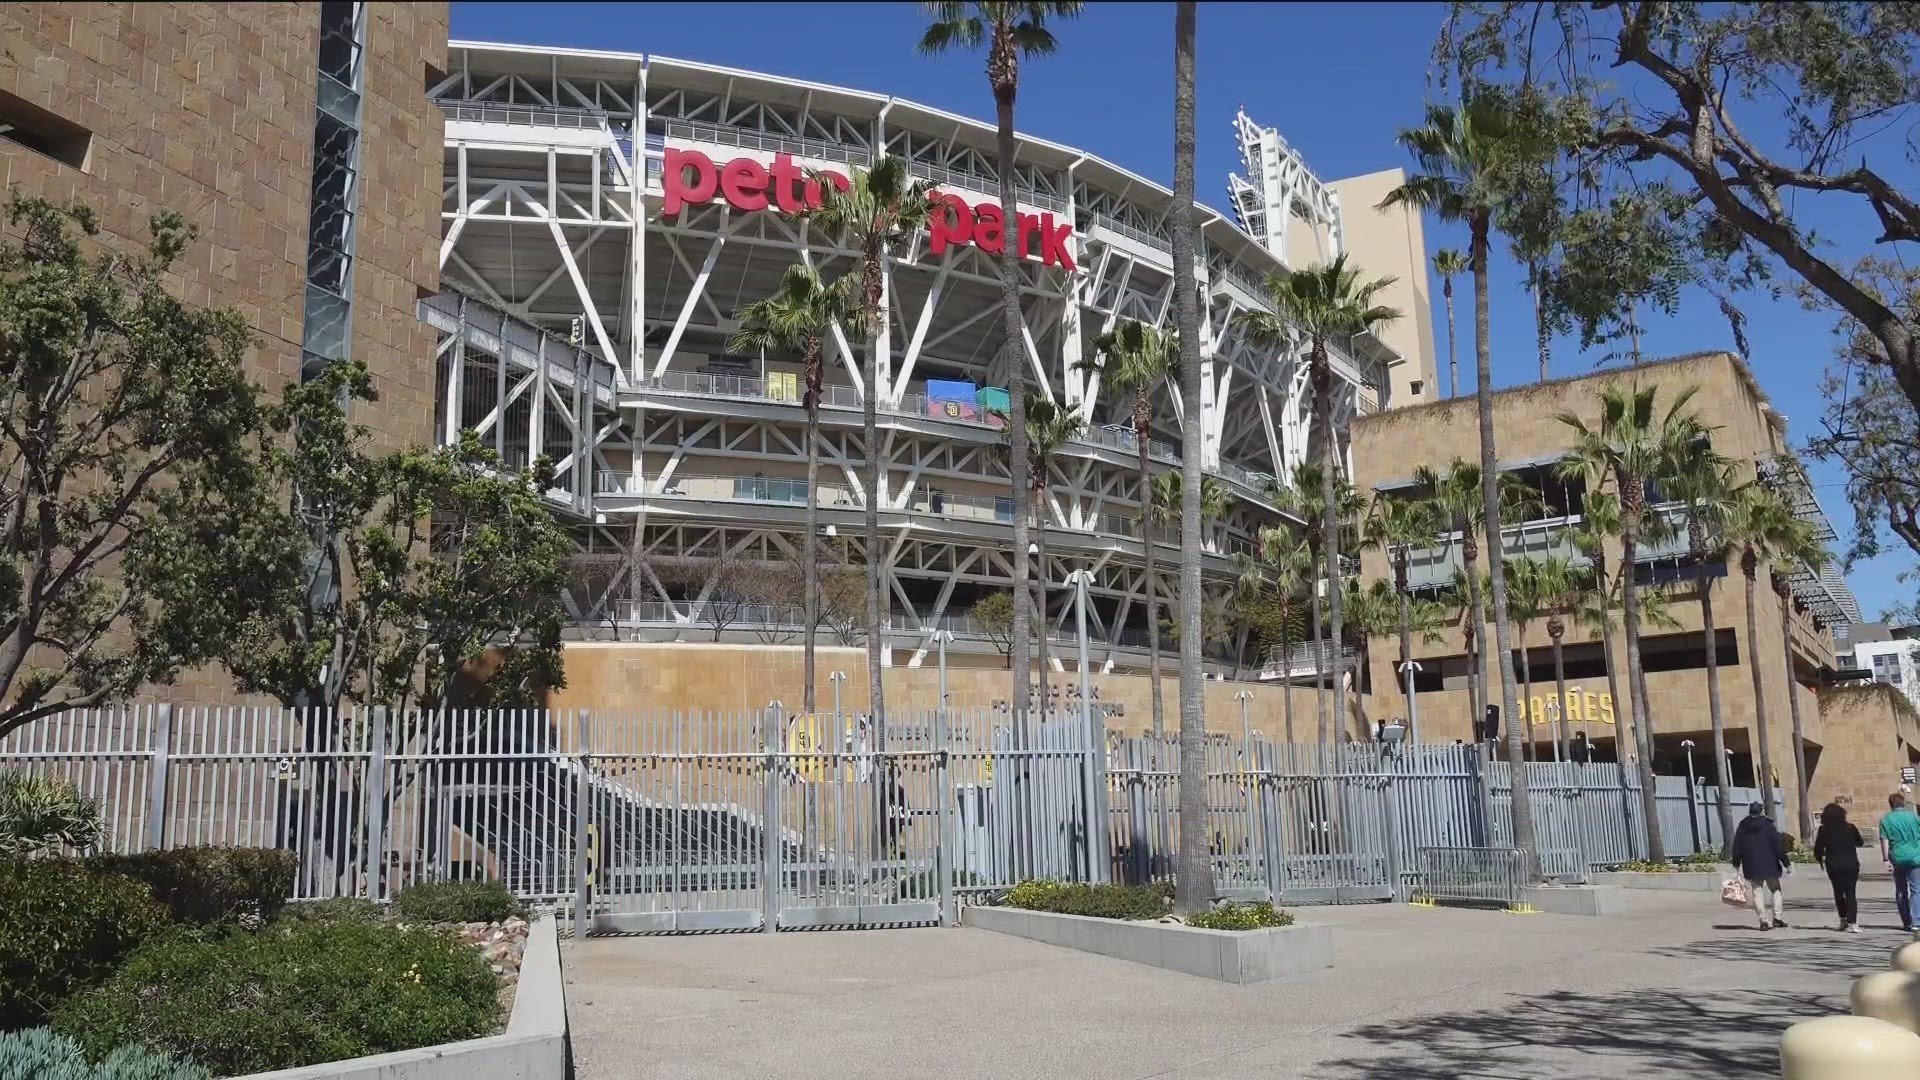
left=1681, top=739, right=1696, bottom=748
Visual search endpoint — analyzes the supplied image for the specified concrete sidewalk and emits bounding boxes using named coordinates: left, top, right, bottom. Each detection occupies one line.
left=566, top=879, right=1905, bottom=1079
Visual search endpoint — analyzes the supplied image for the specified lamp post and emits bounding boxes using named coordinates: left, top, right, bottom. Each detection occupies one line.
left=829, top=670, right=847, bottom=728
left=1681, top=738, right=1701, bottom=855
left=1545, top=698, right=1561, bottom=762
left=1066, top=568, right=1101, bottom=883
left=1398, top=658, right=1423, bottom=746
left=1234, top=688, right=1254, bottom=751
left=927, top=629, right=956, bottom=924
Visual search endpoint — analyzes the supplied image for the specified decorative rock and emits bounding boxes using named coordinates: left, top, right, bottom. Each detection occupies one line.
left=1851, top=971, right=1920, bottom=1035
left=1780, top=1015, right=1920, bottom=1079
left=1892, top=940, right=1920, bottom=972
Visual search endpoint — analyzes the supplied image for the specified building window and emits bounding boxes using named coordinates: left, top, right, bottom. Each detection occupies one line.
left=299, top=1, right=367, bottom=382
left=0, top=88, right=93, bottom=171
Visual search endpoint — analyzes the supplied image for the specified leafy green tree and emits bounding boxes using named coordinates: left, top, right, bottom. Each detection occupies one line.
left=170, top=363, right=571, bottom=713
left=730, top=265, right=863, bottom=714
left=1558, top=383, right=1708, bottom=859
left=1432, top=248, right=1467, bottom=399
left=806, top=156, right=937, bottom=727
left=0, top=195, right=264, bottom=737
left=1382, top=92, right=1547, bottom=875
left=919, top=0, right=1083, bottom=723
left=971, top=590, right=1018, bottom=668
left=1442, top=3, right=1920, bottom=417
left=1081, top=319, right=1176, bottom=734
left=1170, top=0, right=1207, bottom=916
left=1245, top=255, right=1400, bottom=759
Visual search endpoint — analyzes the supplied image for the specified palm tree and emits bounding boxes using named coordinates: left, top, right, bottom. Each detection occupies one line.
left=1150, top=471, right=1229, bottom=541
left=1339, top=578, right=1402, bottom=741
left=1273, top=462, right=1363, bottom=746
left=1568, top=490, right=1650, bottom=841
left=1383, top=93, right=1546, bottom=874
left=1245, top=256, right=1401, bottom=760
left=1535, top=555, right=1593, bottom=764
left=730, top=267, right=862, bottom=715
left=1557, top=383, right=1708, bottom=861
left=1504, top=560, right=1549, bottom=761
left=1771, top=508, right=1828, bottom=842
left=806, top=155, right=937, bottom=727
left=1257, top=526, right=1314, bottom=743
left=1169, top=0, right=1207, bottom=916
left=920, top=0, right=1083, bottom=726
left=1432, top=248, right=1467, bottom=399
left=1003, top=395, right=1086, bottom=717
left=1722, top=483, right=1792, bottom=822
left=1665, top=455, right=1742, bottom=847
left=1365, top=493, right=1439, bottom=740
left=1079, top=320, right=1176, bottom=735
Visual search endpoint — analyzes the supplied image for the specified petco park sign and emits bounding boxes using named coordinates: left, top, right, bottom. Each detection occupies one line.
left=661, top=148, right=1076, bottom=271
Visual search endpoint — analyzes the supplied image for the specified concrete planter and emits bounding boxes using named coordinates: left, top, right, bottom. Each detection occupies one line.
left=237, top=913, right=569, bottom=1080
left=961, top=905, right=1332, bottom=984
left=1591, top=869, right=1728, bottom=892
left=1523, top=884, right=1630, bottom=917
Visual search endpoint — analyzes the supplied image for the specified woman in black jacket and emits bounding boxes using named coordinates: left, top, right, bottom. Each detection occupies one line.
left=1813, top=802, right=1864, bottom=933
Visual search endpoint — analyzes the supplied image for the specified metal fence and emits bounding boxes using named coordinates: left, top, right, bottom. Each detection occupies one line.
left=2, top=705, right=1744, bottom=932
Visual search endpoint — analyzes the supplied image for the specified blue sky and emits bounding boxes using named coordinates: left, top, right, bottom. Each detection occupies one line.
left=451, top=1, right=1910, bottom=615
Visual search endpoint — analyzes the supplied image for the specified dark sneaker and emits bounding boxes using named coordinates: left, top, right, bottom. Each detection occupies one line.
left=1760, top=922, right=1773, bottom=931
left=1773, top=919, right=1790, bottom=929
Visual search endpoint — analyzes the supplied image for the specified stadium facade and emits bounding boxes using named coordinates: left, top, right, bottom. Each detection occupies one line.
left=426, top=40, right=1437, bottom=675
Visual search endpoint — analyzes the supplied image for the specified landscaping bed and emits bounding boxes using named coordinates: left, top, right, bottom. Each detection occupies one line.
left=967, top=880, right=1329, bottom=984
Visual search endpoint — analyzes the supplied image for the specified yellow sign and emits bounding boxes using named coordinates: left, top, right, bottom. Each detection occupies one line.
left=1526, top=691, right=1615, bottom=728
left=982, top=753, right=994, bottom=785
left=768, top=370, right=799, bottom=401
left=787, top=713, right=830, bottom=782
left=784, top=713, right=873, bottom=783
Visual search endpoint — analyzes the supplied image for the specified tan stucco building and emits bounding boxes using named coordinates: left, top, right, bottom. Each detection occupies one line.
left=1348, top=352, right=1919, bottom=831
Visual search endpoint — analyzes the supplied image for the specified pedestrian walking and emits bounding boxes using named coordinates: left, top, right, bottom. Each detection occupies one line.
left=1731, top=801, right=1790, bottom=931
left=1812, top=802, right=1863, bottom=933
left=1881, top=792, right=1920, bottom=932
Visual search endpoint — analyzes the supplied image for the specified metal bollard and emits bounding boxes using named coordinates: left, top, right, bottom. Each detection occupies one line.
left=1779, top=1015, right=1920, bottom=1079
left=1851, top=971, right=1920, bottom=1035
left=1892, top=940, right=1920, bottom=972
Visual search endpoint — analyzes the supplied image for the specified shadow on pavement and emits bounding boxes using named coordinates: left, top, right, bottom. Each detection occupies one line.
left=1650, top=927, right=1902, bottom=979
left=1310, top=985, right=1832, bottom=1080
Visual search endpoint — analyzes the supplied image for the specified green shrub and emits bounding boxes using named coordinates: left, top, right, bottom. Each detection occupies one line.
left=278, top=897, right=387, bottom=925
left=83, top=847, right=297, bottom=926
left=0, top=1027, right=209, bottom=1080
left=1183, top=901, right=1295, bottom=931
left=1002, top=879, right=1169, bottom=920
left=54, top=920, right=503, bottom=1076
left=1617, top=859, right=1674, bottom=873
left=393, top=879, right=526, bottom=924
left=0, top=858, right=167, bottom=1030
left=0, top=771, right=103, bottom=855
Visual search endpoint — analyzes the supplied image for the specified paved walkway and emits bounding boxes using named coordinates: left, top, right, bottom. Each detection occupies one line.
left=566, top=877, right=1906, bottom=1079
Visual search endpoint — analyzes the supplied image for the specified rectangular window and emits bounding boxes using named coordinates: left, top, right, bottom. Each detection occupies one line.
left=0, top=88, right=93, bottom=171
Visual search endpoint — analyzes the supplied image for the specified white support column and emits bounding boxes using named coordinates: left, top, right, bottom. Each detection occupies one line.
left=891, top=265, right=947, bottom=406
left=651, top=232, right=725, bottom=381
left=1257, top=383, right=1284, bottom=481
left=630, top=62, right=649, bottom=385
left=1021, top=313, right=1054, bottom=403
left=1198, top=287, right=1221, bottom=469
left=876, top=257, right=894, bottom=409
left=442, top=295, right=466, bottom=447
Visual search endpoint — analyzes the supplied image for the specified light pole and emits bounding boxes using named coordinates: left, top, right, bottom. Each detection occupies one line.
left=1397, top=658, right=1423, bottom=746
left=1681, top=738, right=1701, bottom=855
left=1234, top=688, right=1254, bottom=750
left=1545, top=698, right=1561, bottom=762
left=927, top=629, right=956, bottom=924
left=1066, top=568, right=1101, bottom=884
left=829, top=670, right=847, bottom=727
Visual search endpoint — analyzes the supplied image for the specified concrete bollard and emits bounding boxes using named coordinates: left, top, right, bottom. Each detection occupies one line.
left=1779, top=1015, right=1920, bottom=1078
left=1850, top=971, right=1920, bottom=1034
left=1892, top=940, right=1920, bottom=972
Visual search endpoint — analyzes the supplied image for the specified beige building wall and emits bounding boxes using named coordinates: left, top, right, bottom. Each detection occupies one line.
left=1327, top=167, right=1439, bottom=408
left=1347, top=352, right=1908, bottom=832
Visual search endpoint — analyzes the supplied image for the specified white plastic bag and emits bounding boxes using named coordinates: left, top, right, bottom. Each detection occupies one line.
left=1721, top=876, right=1751, bottom=908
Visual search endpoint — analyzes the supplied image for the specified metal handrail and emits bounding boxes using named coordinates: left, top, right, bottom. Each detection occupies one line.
left=438, top=99, right=608, bottom=130
left=661, top=119, right=871, bottom=167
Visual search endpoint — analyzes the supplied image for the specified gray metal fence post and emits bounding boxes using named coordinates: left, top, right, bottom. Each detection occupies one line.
left=762, top=701, right=782, bottom=934
left=1380, top=757, right=1405, bottom=902
left=933, top=691, right=955, bottom=925
left=145, top=704, right=173, bottom=851
left=363, top=707, right=388, bottom=900
left=572, top=711, right=593, bottom=937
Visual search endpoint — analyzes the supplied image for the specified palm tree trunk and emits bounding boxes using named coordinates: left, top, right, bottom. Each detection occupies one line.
left=1280, top=603, right=1296, bottom=744
left=994, top=84, right=1032, bottom=727
left=1444, top=279, right=1458, bottom=399
left=1138, top=413, right=1165, bottom=738
left=860, top=245, right=887, bottom=727
left=1396, top=560, right=1414, bottom=739
left=1311, top=589, right=1327, bottom=746
left=1550, top=628, right=1569, bottom=762
left=1170, top=0, right=1209, bottom=915
left=1619, top=514, right=1664, bottom=861
left=1314, top=342, right=1345, bottom=744
left=1471, top=215, right=1537, bottom=875
left=1518, top=626, right=1534, bottom=761
left=1035, top=485, right=1050, bottom=715
left=803, top=359, right=821, bottom=714
left=1700, top=578, right=1735, bottom=850
left=1742, top=558, right=1777, bottom=819
left=1780, top=586, right=1813, bottom=841
left=1465, top=621, right=1482, bottom=749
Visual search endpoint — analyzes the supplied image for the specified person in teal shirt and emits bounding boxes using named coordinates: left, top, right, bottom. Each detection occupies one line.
left=1881, top=793, right=1920, bottom=932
